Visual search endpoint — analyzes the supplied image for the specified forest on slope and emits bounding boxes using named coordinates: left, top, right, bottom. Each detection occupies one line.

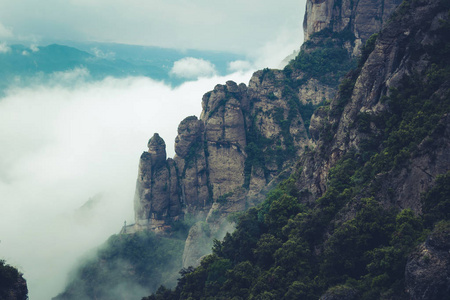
left=142, top=0, right=450, bottom=299
left=52, top=0, right=450, bottom=299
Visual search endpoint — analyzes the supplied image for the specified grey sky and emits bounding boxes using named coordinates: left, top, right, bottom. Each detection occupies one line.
left=0, top=0, right=306, bottom=54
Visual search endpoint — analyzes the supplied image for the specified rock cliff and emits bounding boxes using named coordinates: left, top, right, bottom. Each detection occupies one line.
left=304, top=0, right=403, bottom=56
left=133, top=75, right=312, bottom=232
left=134, top=133, right=183, bottom=231
left=297, top=0, right=450, bottom=209
left=405, top=222, right=450, bottom=300
left=57, top=0, right=450, bottom=298
left=132, top=0, right=408, bottom=264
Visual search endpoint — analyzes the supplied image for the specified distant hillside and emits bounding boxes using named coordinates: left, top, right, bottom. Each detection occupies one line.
left=0, top=43, right=246, bottom=92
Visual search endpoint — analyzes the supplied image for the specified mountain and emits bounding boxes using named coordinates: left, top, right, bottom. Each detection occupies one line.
left=141, top=0, right=449, bottom=299
left=0, top=43, right=245, bottom=92
left=55, top=0, right=450, bottom=299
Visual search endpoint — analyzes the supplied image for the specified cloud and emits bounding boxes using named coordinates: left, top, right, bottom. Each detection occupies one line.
left=91, top=47, right=115, bottom=59
left=251, top=26, right=303, bottom=69
left=0, top=0, right=305, bottom=54
left=0, top=69, right=253, bottom=300
left=0, top=42, right=11, bottom=53
left=228, top=60, right=253, bottom=72
left=170, top=57, right=217, bottom=79
left=30, top=44, right=39, bottom=52
left=0, top=21, right=13, bottom=38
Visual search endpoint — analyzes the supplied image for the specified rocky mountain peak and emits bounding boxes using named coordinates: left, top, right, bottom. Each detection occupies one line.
left=147, top=133, right=166, bottom=167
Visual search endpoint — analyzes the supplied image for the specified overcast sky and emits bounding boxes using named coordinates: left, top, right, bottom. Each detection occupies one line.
left=0, top=0, right=306, bottom=54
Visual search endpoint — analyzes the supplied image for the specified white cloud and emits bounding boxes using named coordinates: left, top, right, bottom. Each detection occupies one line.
left=0, top=69, right=253, bottom=300
left=30, top=44, right=39, bottom=52
left=91, top=47, right=115, bottom=59
left=170, top=57, right=217, bottom=79
left=49, top=67, right=91, bottom=84
left=251, top=27, right=303, bottom=69
left=0, top=42, right=11, bottom=53
left=0, top=21, right=13, bottom=38
left=228, top=60, right=253, bottom=72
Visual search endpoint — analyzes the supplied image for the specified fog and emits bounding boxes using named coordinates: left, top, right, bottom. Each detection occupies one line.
left=0, top=30, right=301, bottom=299
left=0, top=0, right=305, bottom=54
left=0, top=69, right=254, bottom=299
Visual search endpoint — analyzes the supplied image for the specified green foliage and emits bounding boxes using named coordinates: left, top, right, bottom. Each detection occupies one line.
left=143, top=2, right=450, bottom=299
left=55, top=231, right=185, bottom=300
left=358, top=33, right=379, bottom=67
left=288, top=34, right=356, bottom=86
left=422, top=172, right=450, bottom=226
left=0, top=260, right=28, bottom=300
left=217, top=192, right=234, bottom=204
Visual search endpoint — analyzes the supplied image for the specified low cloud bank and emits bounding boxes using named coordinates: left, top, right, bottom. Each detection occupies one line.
left=170, top=57, right=218, bottom=79
left=0, top=27, right=303, bottom=299
left=0, top=69, right=252, bottom=300
left=0, top=21, right=13, bottom=38
left=0, top=42, right=11, bottom=53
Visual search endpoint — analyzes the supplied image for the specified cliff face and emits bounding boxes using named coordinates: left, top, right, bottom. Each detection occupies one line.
left=132, top=0, right=409, bottom=261
left=304, top=0, right=403, bottom=55
left=134, top=133, right=183, bottom=230
left=133, top=2, right=450, bottom=289
left=134, top=75, right=312, bottom=231
left=135, top=0, right=408, bottom=229
left=405, top=222, right=450, bottom=300
left=297, top=0, right=450, bottom=210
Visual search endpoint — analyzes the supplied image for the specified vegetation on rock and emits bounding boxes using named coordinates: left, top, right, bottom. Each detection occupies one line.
left=141, top=0, right=450, bottom=299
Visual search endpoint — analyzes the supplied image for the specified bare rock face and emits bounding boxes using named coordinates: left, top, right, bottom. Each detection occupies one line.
left=298, top=0, right=450, bottom=206
left=134, top=134, right=182, bottom=231
left=377, top=114, right=450, bottom=212
left=303, top=0, right=402, bottom=55
left=298, top=78, right=335, bottom=106
left=405, top=222, right=450, bottom=300
left=181, top=222, right=213, bottom=268
left=132, top=0, right=429, bottom=267
left=174, top=116, right=203, bottom=158
left=202, top=83, right=247, bottom=198
left=147, top=133, right=166, bottom=167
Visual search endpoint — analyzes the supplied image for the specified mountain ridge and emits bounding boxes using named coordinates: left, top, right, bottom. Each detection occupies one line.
left=54, top=0, right=450, bottom=299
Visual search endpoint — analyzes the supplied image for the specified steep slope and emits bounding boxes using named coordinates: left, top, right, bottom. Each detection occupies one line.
left=57, top=0, right=444, bottom=298
left=142, top=0, right=450, bottom=299
left=131, top=0, right=404, bottom=270
left=297, top=0, right=450, bottom=209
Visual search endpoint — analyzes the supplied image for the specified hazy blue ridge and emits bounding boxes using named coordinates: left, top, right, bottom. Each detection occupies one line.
left=0, top=42, right=246, bottom=92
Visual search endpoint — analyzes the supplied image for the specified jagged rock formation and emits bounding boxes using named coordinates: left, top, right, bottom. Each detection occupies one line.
left=134, top=76, right=312, bottom=231
left=134, top=133, right=183, bottom=231
left=297, top=0, right=450, bottom=209
left=132, top=0, right=407, bottom=264
left=57, top=1, right=450, bottom=299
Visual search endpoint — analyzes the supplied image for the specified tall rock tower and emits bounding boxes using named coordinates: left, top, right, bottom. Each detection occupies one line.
left=134, top=133, right=182, bottom=231
left=132, top=0, right=405, bottom=235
